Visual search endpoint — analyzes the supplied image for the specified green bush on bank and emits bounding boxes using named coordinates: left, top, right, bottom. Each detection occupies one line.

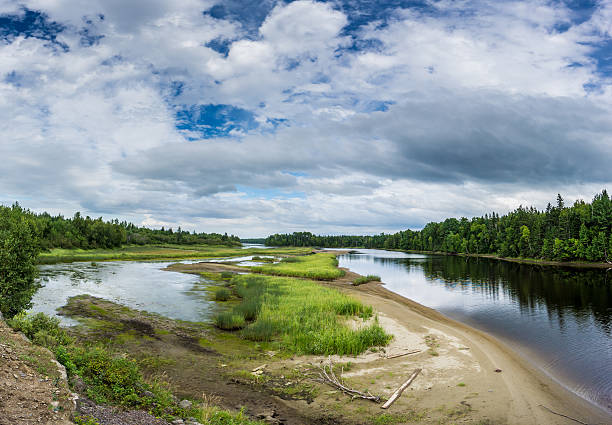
left=353, top=275, right=382, bottom=286
left=213, top=274, right=391, bottom=355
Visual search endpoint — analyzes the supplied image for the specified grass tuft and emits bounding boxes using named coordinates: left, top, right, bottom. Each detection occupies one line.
left=213, top=287, right=232, bottom=301
left=353, top=275, right=381, bottom=285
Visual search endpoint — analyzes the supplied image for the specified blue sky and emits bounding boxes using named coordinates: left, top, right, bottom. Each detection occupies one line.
left=1, top=0, right=612, bottom=236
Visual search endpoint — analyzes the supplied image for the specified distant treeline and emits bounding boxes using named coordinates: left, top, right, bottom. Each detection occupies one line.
left=266, top=190, right=612, bottom=263
left=240, top=238, right=266, bottom=244
left=0, top=203, right=240, bottom=250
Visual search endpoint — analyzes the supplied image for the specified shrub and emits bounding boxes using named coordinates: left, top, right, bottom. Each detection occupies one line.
left=220, top=271, right=234, bottom=279
left=0, top=205, right=40, bottom=319
left=8, top=312, right=73, bottom=348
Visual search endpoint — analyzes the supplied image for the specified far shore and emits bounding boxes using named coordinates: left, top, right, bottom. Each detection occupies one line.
left=322, top=246, right=612, bottom=269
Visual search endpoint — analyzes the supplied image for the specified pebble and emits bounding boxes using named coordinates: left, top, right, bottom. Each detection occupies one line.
left=179, top=399, right=193, bottom=409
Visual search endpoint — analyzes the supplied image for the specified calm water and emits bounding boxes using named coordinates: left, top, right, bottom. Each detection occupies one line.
left=337, top=249, right=612, bottom=414
left=29, top=254, right=273, bottom=324
left=30, top=261, right=217, bottom=324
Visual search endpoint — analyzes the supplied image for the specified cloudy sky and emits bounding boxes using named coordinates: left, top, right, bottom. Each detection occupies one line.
left=1, top=0, right=611, bottom=237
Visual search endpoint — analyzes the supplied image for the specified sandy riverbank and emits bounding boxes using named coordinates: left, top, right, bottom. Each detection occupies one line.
left=327, top=266, right=612, bottom=424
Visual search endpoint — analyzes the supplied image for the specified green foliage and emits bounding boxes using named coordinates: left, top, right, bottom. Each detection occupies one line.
left=0, top=204, right=40, bottom=318
left=73, top=415, right=100, bottom=425
left=216, top=274, right=390, bottom=355
left=205, top=409, right=266, bottom=425
left=220, top=271, right=235, bottom=279
left=266, top=190, right=612, bottom=263
left=8, top=312, right=73, bottom=348
left=250, top=253, right=345, bottom=280
left=214, top=312, right=246, bottom=330
left=213, top=287, right=232, bottom=301
left=353, top=275, right=381, bottom=285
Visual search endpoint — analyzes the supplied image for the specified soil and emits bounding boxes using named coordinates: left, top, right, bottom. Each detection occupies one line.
left=0, top=320, right=74, bottom=425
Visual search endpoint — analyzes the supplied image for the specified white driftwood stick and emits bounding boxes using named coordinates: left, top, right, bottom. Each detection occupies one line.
left=386, top=350, right=421, bottom=359
left=381, top=368, right=422, bottom=409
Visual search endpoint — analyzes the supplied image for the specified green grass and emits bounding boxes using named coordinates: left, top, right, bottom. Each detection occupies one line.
left=213, top=287, right=232, bottom=301
left=352, top=275, right=381, bottom=285
left=37, top=244, right=313, bottom=264
left=214, top=274, right=391, bottom=355
left=250, top=253, right=345, bottom=280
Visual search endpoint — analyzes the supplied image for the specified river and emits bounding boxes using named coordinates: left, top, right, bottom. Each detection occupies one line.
left=336, top=249, right=612, bottom=414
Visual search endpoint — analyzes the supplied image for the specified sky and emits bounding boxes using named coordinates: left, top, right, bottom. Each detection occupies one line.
left=1, top=0, right=612, bottom=237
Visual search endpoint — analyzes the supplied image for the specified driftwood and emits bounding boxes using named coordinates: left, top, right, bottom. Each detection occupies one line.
left=385, top=350, right=421, bottom=359
left=538, top=404, right=590, bottom=425
left=311, top=357, right=381, bottom=402
left=380, top=368, right=422, bottom=409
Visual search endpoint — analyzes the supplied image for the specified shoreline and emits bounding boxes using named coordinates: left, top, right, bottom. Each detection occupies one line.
left=321, top=254, right=611, bottom=423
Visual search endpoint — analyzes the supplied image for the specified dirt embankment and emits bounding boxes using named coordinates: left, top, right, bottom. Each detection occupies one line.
left=0, top=318, right=75, bottom=425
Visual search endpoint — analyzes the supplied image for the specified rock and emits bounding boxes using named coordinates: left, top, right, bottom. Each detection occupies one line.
left=494, top=368, right=502, bottom=373
left=171, top=420, right=184, bottom=425
left=141, top=390, right=155, bottom=399
left=71, top=375, right=86, bottom=394
left=179, top=399, right=193, bottom=409
left=50, top=401, right=60, bottom=411
left=256, top=409, right=276, bottom=419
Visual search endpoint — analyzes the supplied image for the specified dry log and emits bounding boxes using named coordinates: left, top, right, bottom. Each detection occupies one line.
left=380, top=368, right=422, bottom=409
left=310, top=357, right=381, bottom=402
left=385, top=350, right=421, bottom=359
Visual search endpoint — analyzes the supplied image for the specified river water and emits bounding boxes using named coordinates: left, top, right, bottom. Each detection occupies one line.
left=336, top=249, right=612, bottom=414
left=29, top=249, right=612, bottom=414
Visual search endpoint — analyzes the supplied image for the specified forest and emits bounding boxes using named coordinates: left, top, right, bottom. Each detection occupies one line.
left=0, top=203, right=240, bottom=251
left=266, top=190, right=612, bottom=263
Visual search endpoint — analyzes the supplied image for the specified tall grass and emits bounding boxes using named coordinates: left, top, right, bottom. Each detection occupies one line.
left=250, top=253, right=345, bottom=280
left=213, top=275, right=391, bottom=355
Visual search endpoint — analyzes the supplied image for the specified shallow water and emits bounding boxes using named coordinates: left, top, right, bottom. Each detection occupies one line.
left=337, top=249, right=612, bottom=414
left=30, top=261, right=216, bottom=324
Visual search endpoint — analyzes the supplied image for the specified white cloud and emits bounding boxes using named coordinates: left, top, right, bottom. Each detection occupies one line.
left=1, top=0, right=612, bottom=236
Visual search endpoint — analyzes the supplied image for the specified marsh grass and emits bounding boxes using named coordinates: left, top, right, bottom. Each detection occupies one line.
left=38, top=245, right=312, bottom=264
left=214, top=274, right=391, bottom=355
left=250, top=253, right=345, bottom=280
left=213, top=287, right=231, bottom=301
left=352, top=275, right=381, bottom=286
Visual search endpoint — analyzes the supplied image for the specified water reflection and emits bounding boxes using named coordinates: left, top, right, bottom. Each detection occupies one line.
left=31, top=261, right=217, bottom=324
left=338, top=250, right=612, bottom=413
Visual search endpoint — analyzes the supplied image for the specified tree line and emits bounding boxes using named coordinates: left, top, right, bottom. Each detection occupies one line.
left=266, top=190, right=612, bottom=263
left=2, top=203, right=240, bottom=250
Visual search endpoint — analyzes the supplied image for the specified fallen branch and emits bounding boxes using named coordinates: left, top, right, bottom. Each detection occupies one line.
left=310, top=357, right=381, bottom=402
left=538, top=404, right=589, bottom=425
left=385, top=350, right=421, bottom=359
left=381, top=368, right=422, bottom=409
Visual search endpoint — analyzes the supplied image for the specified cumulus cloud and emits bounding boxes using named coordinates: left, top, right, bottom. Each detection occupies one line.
left=0, top=0, right=611, bottom=236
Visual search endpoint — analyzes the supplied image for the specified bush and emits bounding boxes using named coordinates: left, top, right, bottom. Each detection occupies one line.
left=213, top=287, right=231, bottom=301
left=0, top=205, right=40, bottom=319
left=220, top=271, right=235, bottom=279
left=8, top=312, right=73, bottom=348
